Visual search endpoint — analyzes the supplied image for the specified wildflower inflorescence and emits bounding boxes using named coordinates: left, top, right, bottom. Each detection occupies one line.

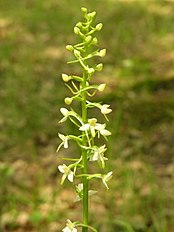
left=57, top=7, right=112, bottom=232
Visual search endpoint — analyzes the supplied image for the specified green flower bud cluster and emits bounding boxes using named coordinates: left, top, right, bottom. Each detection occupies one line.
left=57, top=7, right=112, bottom=232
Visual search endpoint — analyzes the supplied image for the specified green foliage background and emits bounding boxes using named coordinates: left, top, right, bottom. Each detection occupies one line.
left=0, top=0, right=174, bottom=231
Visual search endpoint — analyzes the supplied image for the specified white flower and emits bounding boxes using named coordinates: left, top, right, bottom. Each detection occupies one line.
left=74, top=183, right=97, bottom=202
left=79, top=118, right=111, bottom=138
left=100, top=104, right=112, bottom=115
left=90, top=145, right=108, bottom=168
left=79, top=118, right=97, bottom=137
left=102, top=171, right=113, bottom=189
left=74, top=183, right=83, bottom=202
left=95, top=123, right=111, bottom=137
left=62, top=219, right=77, bottom=232
left=58, top=164, right=74, bottom=184
left=56, top=133, right=69, bottom=152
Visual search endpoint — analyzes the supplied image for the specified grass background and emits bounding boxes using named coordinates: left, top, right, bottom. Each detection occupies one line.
left=0, top=0, right=174, bottom=231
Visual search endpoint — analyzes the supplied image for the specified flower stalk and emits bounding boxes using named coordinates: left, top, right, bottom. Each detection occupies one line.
left=57, top=7, right=112, bottom=232
left=81, top=68, right=89, bottom=231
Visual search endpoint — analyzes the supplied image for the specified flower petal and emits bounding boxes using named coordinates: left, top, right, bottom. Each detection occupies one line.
left=77, top=183, right=83, bottom=191
left=62, top=226, right=70, bottom=232
left=100, top=129, right=111, bottom=136
left=58, top=165, right=65, bottom=173
left=68, top=171, right=74, bottom=182
left=64, top=138, right=69, bottom=148
left=79, top=124, right=89, bottom=131
left=60, top=108, right=69, bottom=116
left=59, top=133, right=66, bottom=141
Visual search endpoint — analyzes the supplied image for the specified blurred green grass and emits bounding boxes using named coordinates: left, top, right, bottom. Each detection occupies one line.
left=0, top=0, right=174, bottom=231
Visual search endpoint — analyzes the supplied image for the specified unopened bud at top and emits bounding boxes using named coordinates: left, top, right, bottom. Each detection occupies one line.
left=98, top=83, right=106, bottom=92
left=74, top=49, right=81, bottom=57
left=81, top=7, right=87, bottom=13
left=96, top=63, right=103, bottom=72
left=66, top=45, right=74, bottom=52
left=74, top=27, right=80, bottom=35
left=85, top=35, right=92, bottom=43
left=76, top=22, right=82, bottom=28
left=91, top=37, right=98, bottom=45
left=65, top=97, right=72, bottom=105
left=87, top=68, right=95, bottom=75
left=62, top=74, right=71, bottom=82
left=99, top=49, right=106, bottom=57
left=96, top=23, right=103, bottom=31
left=87, top=12, right=96, bottom=19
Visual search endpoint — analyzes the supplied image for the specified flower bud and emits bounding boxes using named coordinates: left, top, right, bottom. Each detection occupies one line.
left=85, top=35, right=92, bottom=43
left=74, top=27, right=80, bottom=35
left=76, top=22, right=82, bottom=28
left=62, top=73, right=71, bottom=82
left=87, top=12, right=96, bottom=19
left=74, top=49, right=81, bottom=57
left=96, top=23, right=103, bottom=31
left=65, top=97, right=72, bottom=105
left=66, top=45, right=74, bottom=52
left=99, top=49, right=106, bottom=57
left=91, top=37, right=98, bottom=45
left=98, top=83, right=106, bottom=92
left=81, top=7, right=87, bottom=13
left=88, top=68, right=95, bottom=75
left=95, top=63, right=103, bottom=71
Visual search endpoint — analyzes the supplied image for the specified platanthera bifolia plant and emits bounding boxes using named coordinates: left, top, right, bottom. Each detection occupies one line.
left=57, top=7, right=112, bottom=232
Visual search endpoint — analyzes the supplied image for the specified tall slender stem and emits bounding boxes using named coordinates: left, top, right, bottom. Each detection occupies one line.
left=82, top=69, right=89, bottom=232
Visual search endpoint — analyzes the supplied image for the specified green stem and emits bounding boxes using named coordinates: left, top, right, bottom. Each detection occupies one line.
left=82, top=69, right=89, bottom=232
